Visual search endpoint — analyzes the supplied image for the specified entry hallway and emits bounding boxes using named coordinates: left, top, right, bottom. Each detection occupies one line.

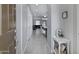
left=24, top=29, right=50, bottom=54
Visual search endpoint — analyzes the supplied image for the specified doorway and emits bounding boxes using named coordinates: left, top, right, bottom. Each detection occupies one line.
left=24, top=4, right=50, bottom=54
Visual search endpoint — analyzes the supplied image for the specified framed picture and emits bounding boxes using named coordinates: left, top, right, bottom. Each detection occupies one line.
left=62, top=11, right=68, bottom=19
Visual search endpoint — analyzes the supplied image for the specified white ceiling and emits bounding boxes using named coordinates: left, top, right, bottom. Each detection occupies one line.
left=29, top=4, right=48, bottom=17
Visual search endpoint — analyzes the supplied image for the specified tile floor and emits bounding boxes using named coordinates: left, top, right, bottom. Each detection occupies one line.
left=24, top=29, right=50, bottom=54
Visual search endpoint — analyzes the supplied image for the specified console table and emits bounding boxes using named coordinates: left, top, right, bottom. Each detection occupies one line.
left=53, top=37, right=70, bottom=54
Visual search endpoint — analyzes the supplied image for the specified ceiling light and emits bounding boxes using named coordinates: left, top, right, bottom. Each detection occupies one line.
left=44, top=16, right=47, bottom=18
left=35, top=4, right=39, bottom=6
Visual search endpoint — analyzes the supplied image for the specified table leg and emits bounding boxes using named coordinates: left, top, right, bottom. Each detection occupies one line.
left=67, top=43, right=69, bottom=54
left=59, top=44, right=61, bottom=54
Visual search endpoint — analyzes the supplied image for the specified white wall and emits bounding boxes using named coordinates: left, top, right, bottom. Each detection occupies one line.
left=50, top=4, right=76, bottom=54
left=62, top=4, right=79, bottom=54
left=22, top=5, right=33, bottom=53
left=47, top=5, right=51, bottom=53
left=16, top=4, right=22, bottom=54
left=58, top=4, right=79, bottom=54
left=50, top=5, right=63, bottom=53
left=22, top=5, right=28, bottom=53
left=0, top=5, right=2, bottom=35
left=60, top=5, right=77, bottom=54
left=16, top=4, right=33, bottom=54
left=72, top=5, right=77, bottom=54
left=77, top=5, right=79, bottom=54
